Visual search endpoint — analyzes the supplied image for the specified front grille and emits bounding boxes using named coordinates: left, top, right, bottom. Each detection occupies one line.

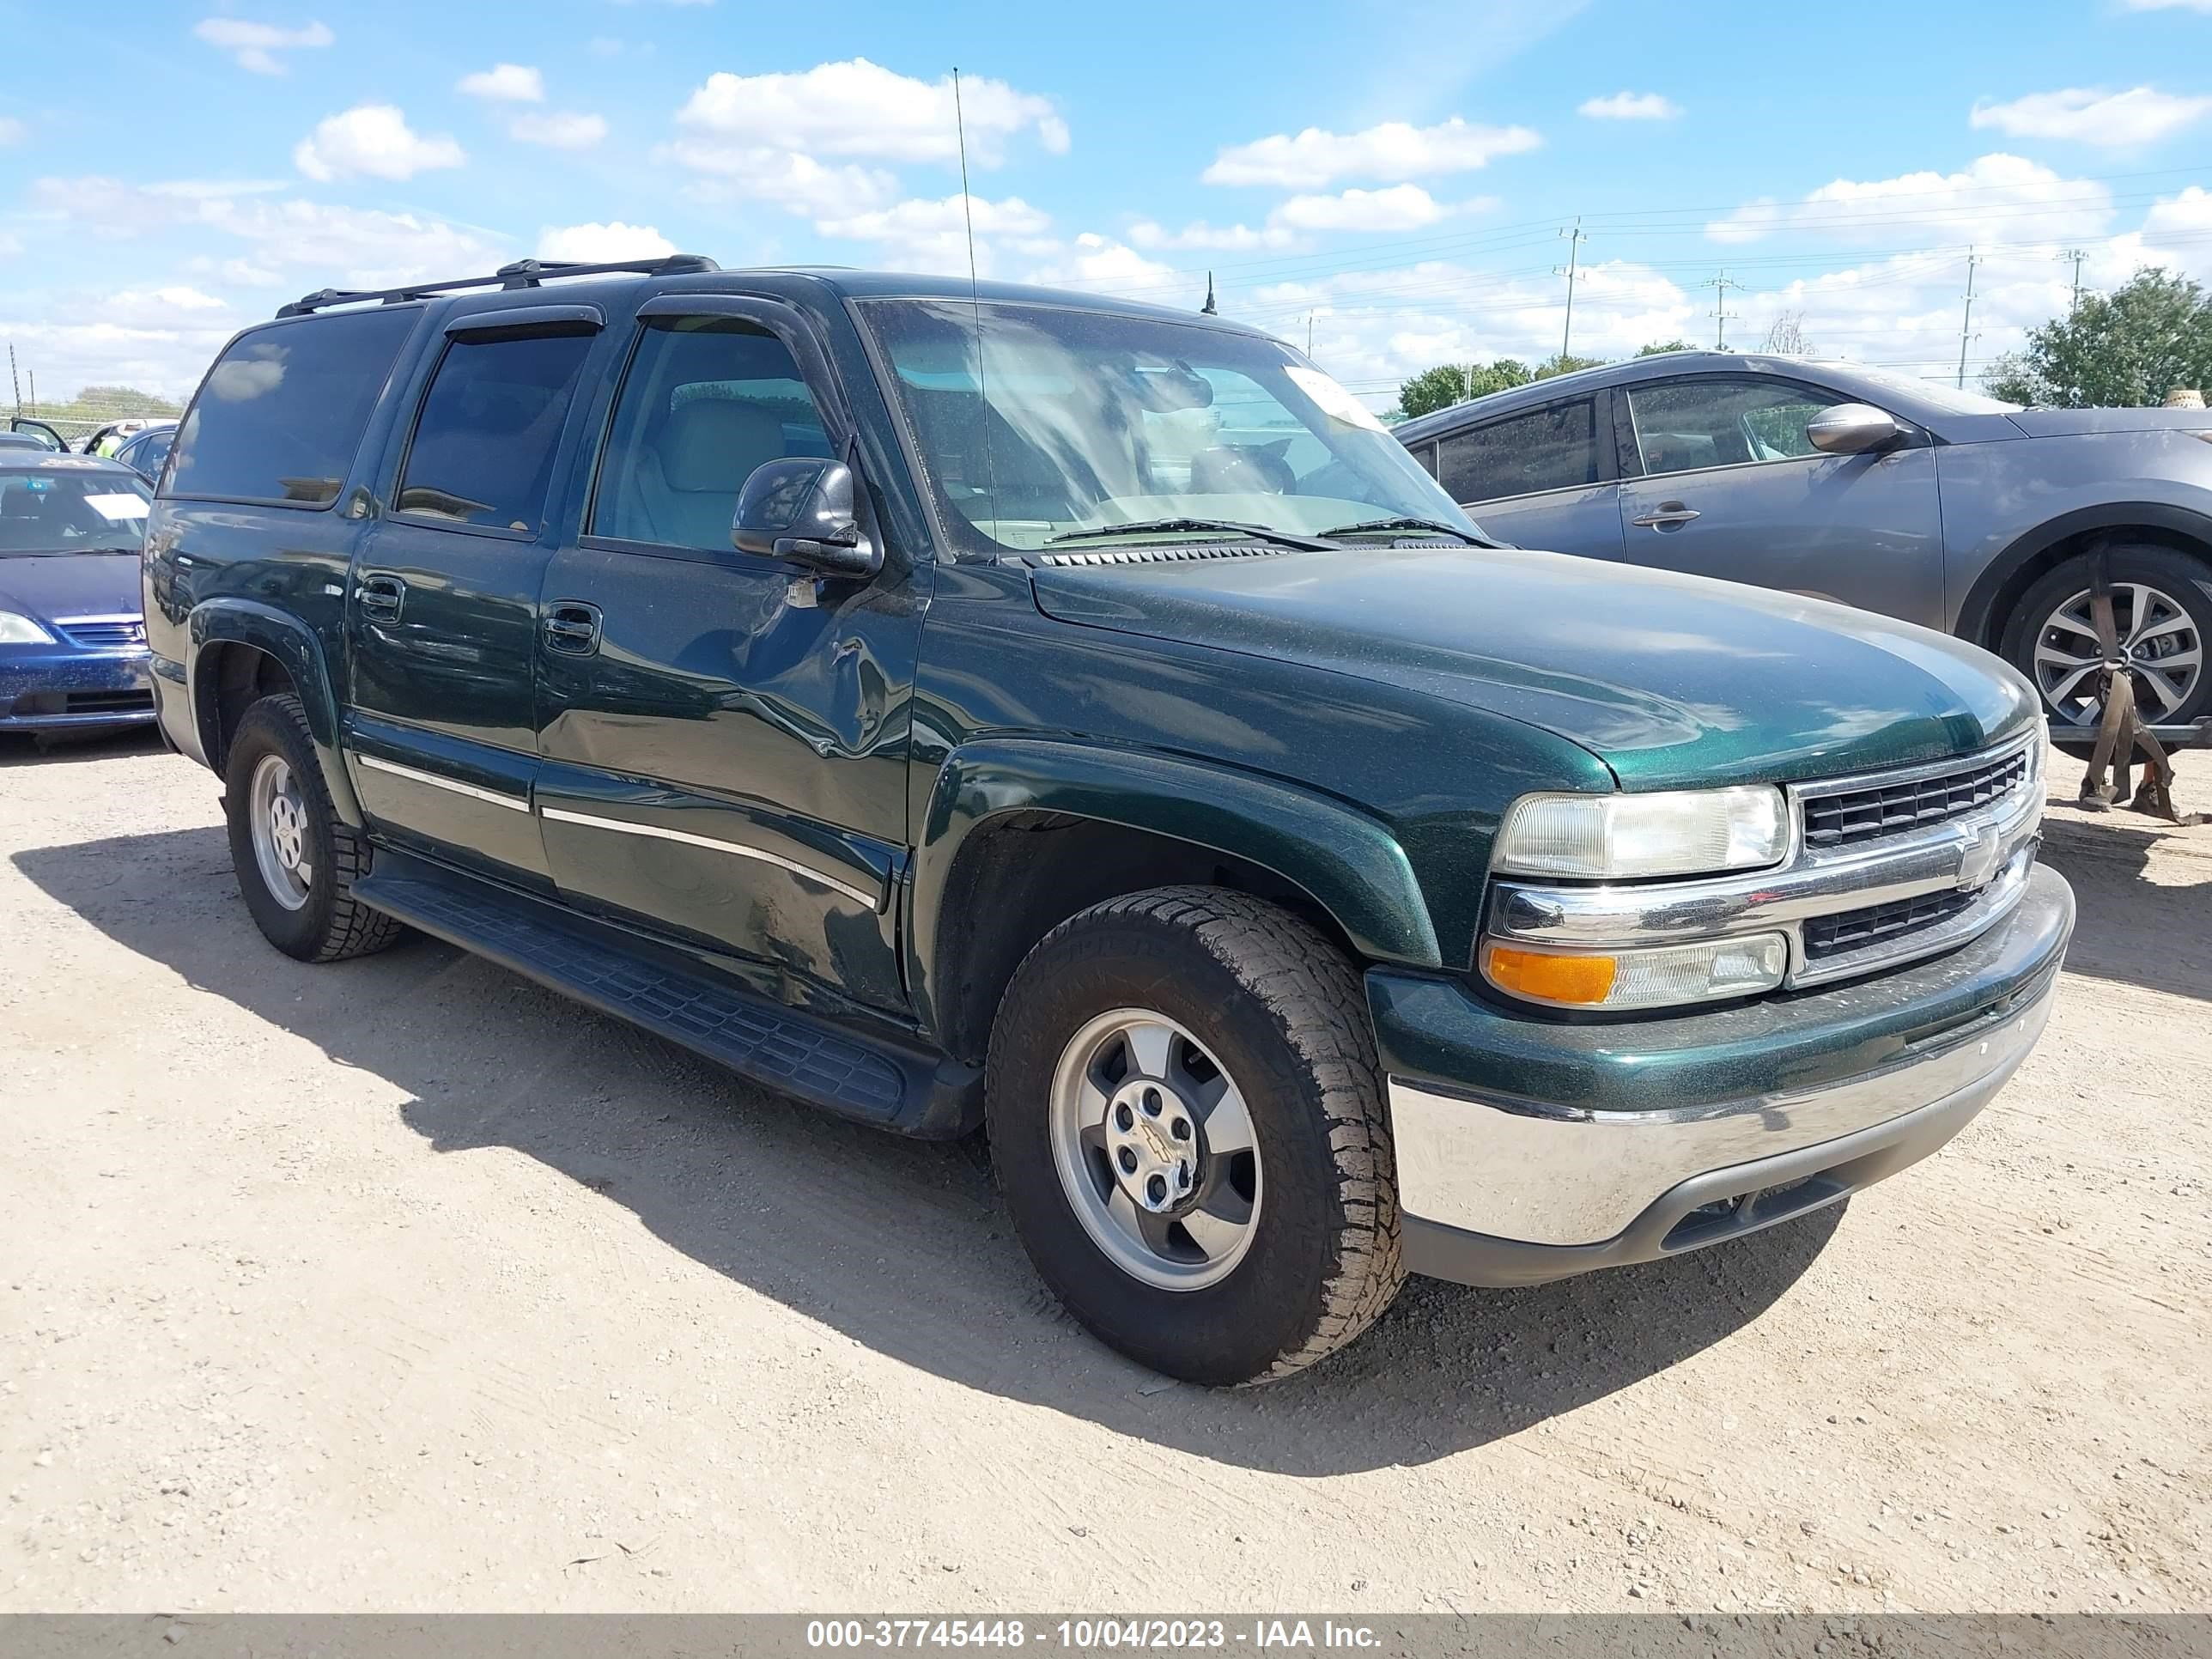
left=1801, top=745, right=2031, bottom=848
left=1802, top=888, right=1978, bottom=961
left=56, top=618, right=146, bottom=649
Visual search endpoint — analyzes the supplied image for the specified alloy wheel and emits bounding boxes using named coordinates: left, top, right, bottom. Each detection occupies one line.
left=2032, top=581, right=2203, bottom=728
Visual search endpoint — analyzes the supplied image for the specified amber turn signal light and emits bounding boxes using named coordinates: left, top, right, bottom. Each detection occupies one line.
left=1481, top=943, right=1619, bottom=1006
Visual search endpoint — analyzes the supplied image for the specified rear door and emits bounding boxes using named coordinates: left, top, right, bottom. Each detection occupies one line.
left=1434, top=393, right=1625, bottom=560
left=530, top=292, right=921, bottom=1016
left=1613, top=374, right=1946, bottom=625
left=345, top=304, right=603, bottom=888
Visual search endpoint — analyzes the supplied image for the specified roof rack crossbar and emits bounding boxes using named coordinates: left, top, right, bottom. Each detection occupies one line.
left=276, top=252, right=721, bottom=318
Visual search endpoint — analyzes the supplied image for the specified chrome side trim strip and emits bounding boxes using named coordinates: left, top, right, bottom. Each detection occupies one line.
left=356, top=753, right=531, bottom=812
left=538, top=805, right=878, bottom=908
left=1388, top=965, right=2057, bottom=1246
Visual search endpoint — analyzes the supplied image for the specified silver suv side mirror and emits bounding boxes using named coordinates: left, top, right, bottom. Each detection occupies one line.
left=731, top=457, right=882, bottom=579
left=1808, top=403, right=1906, bottom=456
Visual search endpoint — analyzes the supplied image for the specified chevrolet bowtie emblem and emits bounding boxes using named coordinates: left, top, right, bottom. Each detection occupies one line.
left=1956, top=822, right=2002, bottom=890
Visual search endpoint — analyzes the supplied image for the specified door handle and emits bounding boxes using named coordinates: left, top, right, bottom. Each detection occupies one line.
left=1631, top=502, right=1701, bottom=529
left=543, top=601, right=603, bottom=656
left=357, top=574, right=407, bottom=620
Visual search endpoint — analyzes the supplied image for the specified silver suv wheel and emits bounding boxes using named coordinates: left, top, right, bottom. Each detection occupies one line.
left=2033, top=581, right=2203, bottom=727
left=1048, top=1006, right=1261, bottom=1291
left=247, top=752, right=314, bottom=911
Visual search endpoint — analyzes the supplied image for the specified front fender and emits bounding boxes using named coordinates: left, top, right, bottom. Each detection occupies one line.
left=909, top=738, right=1443, bottom=1033
left=188, top=599, right=362, bottom=824
left=1954, top=494, right=2212, bottom=647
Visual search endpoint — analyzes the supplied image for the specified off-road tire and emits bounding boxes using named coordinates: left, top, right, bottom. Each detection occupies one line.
left=986, top=886, right=1404, bottom=1386
left=223, top=694, right=406, bottom=963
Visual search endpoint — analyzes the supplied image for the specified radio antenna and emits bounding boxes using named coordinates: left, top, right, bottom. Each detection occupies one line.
left=952, top=66, right=998, bottom=544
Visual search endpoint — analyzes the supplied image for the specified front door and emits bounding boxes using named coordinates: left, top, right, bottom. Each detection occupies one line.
left=1613, top=375, right=1947, bottom=627
left=532, top=295, right=923, bottom=1016
left=346, top=314, right=602, bottom=887
left=1437, top=394, right=1626, bottom=561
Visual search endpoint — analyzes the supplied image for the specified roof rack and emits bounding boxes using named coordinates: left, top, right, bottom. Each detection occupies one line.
left=275, top=252, right=722, bottom=318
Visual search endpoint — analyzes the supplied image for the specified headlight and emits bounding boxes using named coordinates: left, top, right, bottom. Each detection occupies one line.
left=0, top=611, right=55, bottom=645
left=1492, top=786, right=1788, bottom=880
left=1482, top=933, right=1790, bottom=1011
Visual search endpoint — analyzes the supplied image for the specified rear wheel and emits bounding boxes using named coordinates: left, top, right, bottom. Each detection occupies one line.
left=223, top=694, right=405, bottom=963
left=985, top=887, right=1403, bottom=1386
left=2002, top=545, right=2212, bottom=735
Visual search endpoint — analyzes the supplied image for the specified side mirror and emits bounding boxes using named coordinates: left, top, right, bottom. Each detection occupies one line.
left=731, top=457, right=881, bottom=579
left=1807, top=403, right=1905, bottom=455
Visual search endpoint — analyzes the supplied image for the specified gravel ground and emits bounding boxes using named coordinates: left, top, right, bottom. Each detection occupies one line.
left=2, top=729, right=2206, bottom=1613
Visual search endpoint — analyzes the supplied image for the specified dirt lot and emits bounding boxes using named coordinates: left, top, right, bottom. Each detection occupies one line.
left=1, top=731, right=2206, bottom=1613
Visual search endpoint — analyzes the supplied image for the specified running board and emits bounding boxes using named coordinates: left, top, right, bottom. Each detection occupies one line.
left=351, top=861, right=979, bottom=1139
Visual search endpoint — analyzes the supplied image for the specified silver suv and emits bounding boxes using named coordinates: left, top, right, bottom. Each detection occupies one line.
left=1394, top=351, right=2212, bottom=740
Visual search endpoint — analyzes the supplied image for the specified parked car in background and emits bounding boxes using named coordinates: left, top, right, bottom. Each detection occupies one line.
left=112, top=421, right=179, bottom=483
left=82, top=419, right=158, bottom=459
left=7, top=417, right=70, bottom=452
left=1395, top=351, right=2212, bottom=741
left=0, top=453, right=155, bottom=742
left=145, top=257, right=2069, bottom=1384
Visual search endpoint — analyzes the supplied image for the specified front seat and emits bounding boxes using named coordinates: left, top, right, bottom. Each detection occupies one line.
left=632, top=399, right=790, bottom=549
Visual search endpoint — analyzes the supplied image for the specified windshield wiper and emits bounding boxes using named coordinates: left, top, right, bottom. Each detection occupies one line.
left=1317, top=515, right=1492, bottom=546
left=1043, top=517, right=1339, bottom=552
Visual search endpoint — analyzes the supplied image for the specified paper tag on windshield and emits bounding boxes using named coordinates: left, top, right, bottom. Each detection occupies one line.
left=84, top=493, right=149, bottom=522
left=1285, top=365, right=1389, bottom=434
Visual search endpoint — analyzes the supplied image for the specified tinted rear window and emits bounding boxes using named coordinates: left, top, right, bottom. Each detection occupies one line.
left=1438, top=400, right=1599, bottom=501
left=168, top=309, right=417, bottom=507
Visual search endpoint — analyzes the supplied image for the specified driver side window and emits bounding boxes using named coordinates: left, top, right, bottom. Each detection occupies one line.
left=1626, top=380, right=1834, bottom=477
left=591, top=316, right=833, bottom=556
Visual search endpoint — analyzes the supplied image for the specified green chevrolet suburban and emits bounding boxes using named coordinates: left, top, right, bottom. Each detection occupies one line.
left=144, top=255, right=2073, bottom=1385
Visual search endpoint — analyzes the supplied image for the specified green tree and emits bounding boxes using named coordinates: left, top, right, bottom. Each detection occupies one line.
left=1530, top=353, right=1605, bottom=380
left=1397, top=358, right=1531, bottom=418
left=1984, top=268, right=2212, bottom=407
left=1638, top=339, right=1696, bottom=356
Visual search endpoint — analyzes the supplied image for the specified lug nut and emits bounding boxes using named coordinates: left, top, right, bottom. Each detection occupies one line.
left=1170, top=1117, right=1190, bottom=1140
left=1118, top=1147, right=1138, bottom=1174
left=1143, top=1089, right=1161, bottom=1116
left=1115, top=1103, right=1133, bottom=1130
left=1147, top=1175, right=1166, bottom=1204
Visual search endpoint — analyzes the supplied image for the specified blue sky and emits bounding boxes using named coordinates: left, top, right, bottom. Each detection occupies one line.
left=4, top=0, right=2212, bottom=405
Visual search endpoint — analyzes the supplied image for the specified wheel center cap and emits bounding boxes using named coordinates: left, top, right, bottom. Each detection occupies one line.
left=1103, top=1076, right=1198, bottom=1213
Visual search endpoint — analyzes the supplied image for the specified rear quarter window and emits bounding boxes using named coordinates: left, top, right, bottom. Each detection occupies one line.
left=167, top=308, right=418, bottom=508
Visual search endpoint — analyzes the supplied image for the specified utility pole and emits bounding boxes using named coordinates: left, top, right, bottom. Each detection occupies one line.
left=2059, top=246, right=2087, bottom=313
left=1555, top=218, right=1587, bottom=364
left=7, top=343, right=19, bottom=416
left=1702, top=271, right=1741, bottom=349
left=1957, top=248, right=1980, bottom=390
left=1305, top=312, right=1314, bottom=356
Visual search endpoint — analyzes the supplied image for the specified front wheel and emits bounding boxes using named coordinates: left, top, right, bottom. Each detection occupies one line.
left=223, top=694, right=406, bottom=963
left=986, top=888, right=1404, bottom=1386
left=2002, top=545, right=2212, bottom=735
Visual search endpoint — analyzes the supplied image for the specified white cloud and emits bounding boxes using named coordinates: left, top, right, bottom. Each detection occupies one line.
left=457, top=64, right=544, bottom=103
left=674, top=59, right=1067, bottom=167
left=1970, top=86, right=2212, bottom=148
left=1706, top=154, right=2113, bottom=245
left=1201, top=117, right=1540, bottom=189
left=665, top=142, right=898, bottom=221
left=816, top=193, right=1051, bottom=275
left=1577, top=91, right=1680, bottom=121
left=192, top=18, right=334, bottom=76
left=1130, top=220, right=1298, bottom=252
left=1024, top=234, right=1184, bottom=297
left=1274, top=185, right=1465, bottom=234
left=509, top=112, right=608, bottom=150
left=537, top=222, right=676, bottom=263
left=2118, top=0, right=2212, bottom=10
left=0, top=116, right=24, bottom=147
left=294, top=105, right=465, bottom=181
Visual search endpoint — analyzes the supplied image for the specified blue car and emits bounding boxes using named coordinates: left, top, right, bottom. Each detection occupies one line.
left=0, top=453, right=155, bottom=742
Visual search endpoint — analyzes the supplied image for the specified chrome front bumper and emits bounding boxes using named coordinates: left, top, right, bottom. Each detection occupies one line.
left=1388, top=863, right=2070, bottom=1286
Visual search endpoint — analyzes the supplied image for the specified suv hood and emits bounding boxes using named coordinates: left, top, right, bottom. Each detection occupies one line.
left=1030, top=546, right=2039, bottom=789
left=2006, top=407, right=2212, bottom=437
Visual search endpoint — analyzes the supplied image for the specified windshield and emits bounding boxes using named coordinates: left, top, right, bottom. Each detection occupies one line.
left=860, top=298, right=1475, bottom=556
left=0, top=465, right=152, bottom=555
